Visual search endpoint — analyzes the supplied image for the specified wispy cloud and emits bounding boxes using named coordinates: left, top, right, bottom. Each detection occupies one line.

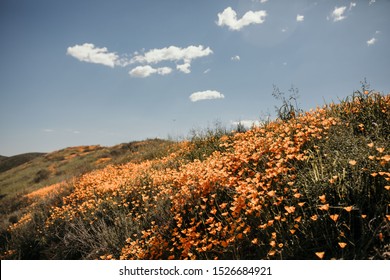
left=216, top=7, right=267, bottom=31
left=203, top=68, right=211, bottom=74
left=129, top=65, right=172, bottom=78
left=67, top=43, right=119, bottom=68
left=367, top=31, right=380, bottom=46
left=130, top=45, right=212, bottom=75
left=328, top=3, right=356, bottom=22
left=296, top=14, right=304, bottom=22
left=189, top=90, right=225, bottom=102
left=366, top=38, right=376, bottom=46
left=131, top=45, right=212, bottom=65
left=43, top=129, right=54, bottom=133
left=328, top=6, right=347, bottom=22
left=369, top=0, right=376, bottom=5
left=67, top=43, right=212, bottom=77
left=176, top=63, right=191, bottom=74
left=231, top=55, right=240, bottom=61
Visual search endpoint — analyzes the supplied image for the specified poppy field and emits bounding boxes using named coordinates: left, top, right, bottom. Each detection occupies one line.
left=1, top=89, right=389, bottom=260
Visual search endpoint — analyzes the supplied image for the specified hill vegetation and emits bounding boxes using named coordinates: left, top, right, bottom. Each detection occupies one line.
left=1, top=88, right=389, bottom=260
left=0, top=153, right=45, bottom=174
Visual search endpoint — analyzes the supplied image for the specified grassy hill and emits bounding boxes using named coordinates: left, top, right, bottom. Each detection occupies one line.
left=0, top=139, right=174, bottom=200
left=0, top=89, right=389, bottom=260
left=0, top=153, right=45, bottom=174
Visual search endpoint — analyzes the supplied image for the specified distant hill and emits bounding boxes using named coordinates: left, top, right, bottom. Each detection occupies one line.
left=0, top=139, right=174, bottom=200
left=0, top=153, right=45, bottom=173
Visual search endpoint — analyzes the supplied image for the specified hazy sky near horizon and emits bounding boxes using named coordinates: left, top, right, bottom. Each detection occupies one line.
left=1, top=0, right=389, bottom=156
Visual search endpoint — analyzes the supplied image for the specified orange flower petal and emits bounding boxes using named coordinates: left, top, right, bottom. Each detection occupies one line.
left=338, top=242, right=347, bottom=249
left=329, top=214, right=339, bottom=222
left=315, top=251, right=325, bottom=259
left=343, top=206, right=353, bottom=212
left=349, top=160, right=357, bottom=166
left=267, top=190, right=276, bottom=197
left=284, top=205, right=296, bottom=213
left=318, top=204, right=329, bottom=211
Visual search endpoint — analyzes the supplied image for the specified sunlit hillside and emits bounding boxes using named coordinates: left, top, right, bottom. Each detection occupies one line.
left=1, top=89, right=389, bottom=260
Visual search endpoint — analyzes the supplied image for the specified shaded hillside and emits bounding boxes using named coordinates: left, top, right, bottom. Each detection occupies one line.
left=1, top=90, right=389, bottom=260
left=0, top=153, right=45, bottom=173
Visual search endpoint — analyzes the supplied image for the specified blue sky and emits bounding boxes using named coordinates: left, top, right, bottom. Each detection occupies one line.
left=0, top=0, right=389, bottom=156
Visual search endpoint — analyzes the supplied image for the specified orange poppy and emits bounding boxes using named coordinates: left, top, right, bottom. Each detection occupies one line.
left=318, top=204, right=329, bottom=211
left=348, top=160, right=357, bottom=166
left=343, top=206, right=353, bottom=212
left=315, top=251, right=325, bottom=259
left=329, top=214, right=339, bottom=222
left=284, top=206, right=296, bottom=214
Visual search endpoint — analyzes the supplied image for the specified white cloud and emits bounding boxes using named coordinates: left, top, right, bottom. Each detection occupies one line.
left=67, top=43, right=212, bottom=77
left=231, top=55, right=240, bottom=61
left=297, top=14, right=305, bottom=22
left=252, top=0, right=268, bottom=2
left=328, top=6, right=347, bottom=22
left=296, top=14, right=304, bottom=22
left=43, top=129, right=54, bottom=133
left=369, top=0, right=376, bottom=5
left=131, top=45, right=212, bottom=65
left=216, top=7, right=267, bottom=31
left=189, top=90, right=225, bottom=102
left=349, top=2, right=357, bottom=10
left=67, top=43, right=119, bottom=68
left=367, top=37, right=376, bottom=46
left=203, top=68, right=211, bottom=74
left=129, top=65, right=172, bottom=78
left=130, top=45, right=212, bottom=76
left=176, top=63, right=191, bottom=74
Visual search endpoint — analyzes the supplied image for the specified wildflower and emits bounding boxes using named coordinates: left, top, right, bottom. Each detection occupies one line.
left=315, top=252, right=325, bottom=259
left=343, top=206, right=353, bottom=212
left=318, top=204, right=329, bottom=211
left=348, top=160, right=357, bottom=166
left=376, top=147, right=385, bottom=153
left=338, top=242, right=347, bottom=249
left=329, top=214, right=339, bottom=222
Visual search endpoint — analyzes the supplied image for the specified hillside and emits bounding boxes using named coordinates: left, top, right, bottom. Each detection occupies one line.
left=0, top=139, right=174, bottom=201
left=1, top=90, right=389, bottom=260
left=0, top=153, right=45, bottom=174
